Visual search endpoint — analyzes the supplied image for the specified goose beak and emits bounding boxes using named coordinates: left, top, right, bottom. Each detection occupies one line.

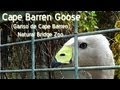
left=51, top=45, right=73, bottom=68
left=51, top=58, right=62, bottom=68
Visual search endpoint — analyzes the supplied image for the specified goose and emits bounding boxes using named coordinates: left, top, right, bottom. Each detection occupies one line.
left=51, top=34, right=115, bottom=79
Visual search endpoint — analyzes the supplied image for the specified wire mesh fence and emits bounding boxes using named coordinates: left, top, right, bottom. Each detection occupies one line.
left=0, top=11, right=120, bottom=79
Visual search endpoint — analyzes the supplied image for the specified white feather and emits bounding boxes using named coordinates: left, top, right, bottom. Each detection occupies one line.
left=61, top=34, right=115, bottom=79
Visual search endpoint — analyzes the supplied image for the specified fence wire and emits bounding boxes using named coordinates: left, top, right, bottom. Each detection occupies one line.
left=0, top=28, right=120, bottom=79
left=0, top=11, right=120, bottom=79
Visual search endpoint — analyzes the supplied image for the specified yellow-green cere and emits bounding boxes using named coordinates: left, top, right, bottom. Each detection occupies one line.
left=55, top=45, right=73, bottom=64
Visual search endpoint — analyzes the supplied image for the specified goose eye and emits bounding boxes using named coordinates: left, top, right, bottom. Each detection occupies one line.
left=79, top=43, right=87, bottom=49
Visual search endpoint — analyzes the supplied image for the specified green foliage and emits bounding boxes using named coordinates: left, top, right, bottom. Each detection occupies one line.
left=78, top=11, right=98, bottom=32
left=111, top=33, right=120, bottom=79
left=52, top=11, right=98, bottom=33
